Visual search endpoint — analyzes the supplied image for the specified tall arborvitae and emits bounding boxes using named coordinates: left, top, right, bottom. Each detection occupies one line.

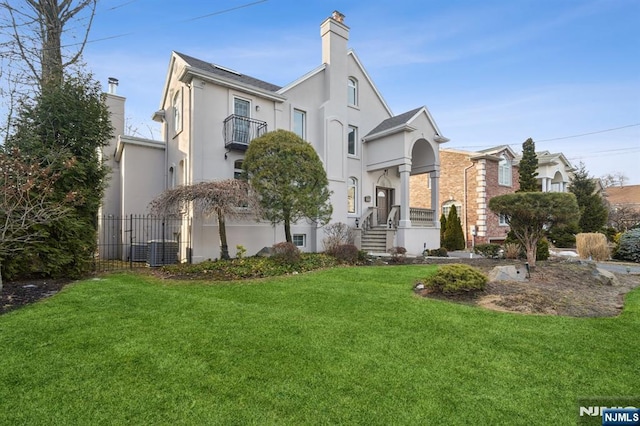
left=443, top=205, right=465, bottom=251
left=569, top=163, right=608, bottom=232
left=439, top=213, right=447, bottom=248
left=518, top=138, right=539, bottom=192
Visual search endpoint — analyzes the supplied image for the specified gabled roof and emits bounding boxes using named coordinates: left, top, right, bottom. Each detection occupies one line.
left=471, top=145, right=518, bottom=161
left=366, top=107, right=422, bottom=136
left=175, top=51, right=281, bottom=92
left=535, top=150, right=573, bottom=168
left=364, top=106, right=448, bottom=142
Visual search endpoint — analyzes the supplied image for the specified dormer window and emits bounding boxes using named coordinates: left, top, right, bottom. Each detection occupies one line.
left=348, top=77, right=357, bottom=106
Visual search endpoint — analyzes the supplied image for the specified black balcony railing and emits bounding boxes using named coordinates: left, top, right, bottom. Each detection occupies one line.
left=224, top=114, right=268, bottom=151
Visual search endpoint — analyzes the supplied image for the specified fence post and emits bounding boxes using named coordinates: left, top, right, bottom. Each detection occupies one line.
left=129, top=214, right=133, bottom=270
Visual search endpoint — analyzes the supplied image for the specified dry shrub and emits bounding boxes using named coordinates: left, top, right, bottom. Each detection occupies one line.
left=503, top=243, right=520, bottom=259
left=576, top=233, right=609, bottom=261
left=272, top=242, right=301, bottom=264
left=323, top=222, right=355, bottom=255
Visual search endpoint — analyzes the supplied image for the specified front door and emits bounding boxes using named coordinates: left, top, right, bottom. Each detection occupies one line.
left=233, top=98, right=250, bottom=144
left=376, top=187, right=393, bottom=226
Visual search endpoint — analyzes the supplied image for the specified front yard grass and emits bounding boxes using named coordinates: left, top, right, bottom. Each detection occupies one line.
left=1, top=265, right=638, bottom=425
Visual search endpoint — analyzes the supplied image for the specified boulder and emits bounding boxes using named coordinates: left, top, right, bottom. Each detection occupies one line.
left=488, top=265, right=528, bottom=282
left=594, top=268, right=620, bottom=286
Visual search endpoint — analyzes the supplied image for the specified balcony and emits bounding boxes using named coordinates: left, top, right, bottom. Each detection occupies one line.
left=223, top=114, right=268, bottom=151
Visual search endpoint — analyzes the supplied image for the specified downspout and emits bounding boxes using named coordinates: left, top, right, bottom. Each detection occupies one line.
left=463, top=162, right=474, bottom=249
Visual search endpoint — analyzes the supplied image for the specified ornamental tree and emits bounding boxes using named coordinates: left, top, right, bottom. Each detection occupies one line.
left=243, top=130, right=333, bottom=243
left=489, top=192, right=579, bottom=269
left=150, top=179, right=259, bottom=260
left=443, top=205, right=465, bottom=250
left=517, top=138, right=539, bottom=192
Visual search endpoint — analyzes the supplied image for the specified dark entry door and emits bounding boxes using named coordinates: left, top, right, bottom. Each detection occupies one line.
left=376, top=187, right=393, bottom=225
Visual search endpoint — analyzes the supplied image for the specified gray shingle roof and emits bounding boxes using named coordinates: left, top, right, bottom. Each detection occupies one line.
left=175, top=51, right=282, bottom=92
left=366, top=107, right=423, bottom=137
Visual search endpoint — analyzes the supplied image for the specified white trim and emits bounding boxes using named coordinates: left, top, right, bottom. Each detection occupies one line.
left=277, top=64, right=326, bottom=94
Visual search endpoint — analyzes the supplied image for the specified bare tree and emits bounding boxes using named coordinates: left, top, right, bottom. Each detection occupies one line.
left=0, top=148, right=70, bottom=288
left=601, top=172, right=628, bottom=188
left=1, top=0, right=97, bottom=86
left=149, top=180, right=260, bottom=260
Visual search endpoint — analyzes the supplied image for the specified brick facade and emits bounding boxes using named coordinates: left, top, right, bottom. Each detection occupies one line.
left=410, top=147, right=520, bottom=248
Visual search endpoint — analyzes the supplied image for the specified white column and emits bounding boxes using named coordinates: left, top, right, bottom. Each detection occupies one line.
left=430, top=169, right=440, bottom=228
left=399, top=164, right=411, bottom=228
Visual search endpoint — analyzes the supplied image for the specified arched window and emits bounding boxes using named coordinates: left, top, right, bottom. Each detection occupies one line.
left=347, top=177, right=358, bottom=214
left=348, top=78, right=357, bottom=106
left=442, top=200, right=461, bottom=218
left=498, top=155, right=512, bottom=186
left=173, top=89, right=182, bottom=133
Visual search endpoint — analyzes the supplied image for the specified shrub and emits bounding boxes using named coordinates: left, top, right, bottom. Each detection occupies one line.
left=576, top=233, right=609, bottom=261
left=422, top=264, right=487, bottom=294
left=537, top=238, right=550, bottom=261
left=272, top=242, right=301, bottom=264
left=322, top=222, right=355, bottom=255
left=331, top=244, right=359, bottom=264
left=503, top=243, right=520, bottom=259
left=389, top=246, right=407, bottom=264
left=425, top=247, right=448, bottom=257
left=473, top=243, right=501, bottom=258
left=547, top=222, right=579, bottom=248
left=236, top=245, right=247, bottom=259
left=614, top=228, right=640, bottom=263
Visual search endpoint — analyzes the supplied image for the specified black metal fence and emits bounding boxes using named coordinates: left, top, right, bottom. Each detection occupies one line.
left=96, top=214, right=191, bottom=272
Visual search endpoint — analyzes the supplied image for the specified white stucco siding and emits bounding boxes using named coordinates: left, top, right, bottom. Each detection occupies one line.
left=120, top=143, right=165, bottom=216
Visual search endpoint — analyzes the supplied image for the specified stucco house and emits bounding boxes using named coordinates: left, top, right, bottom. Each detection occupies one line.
left=101, top=11, right=449, bottom=262
left=411, top=146, right=520, bottom=248
left=527, top=150, right=574, bottom=193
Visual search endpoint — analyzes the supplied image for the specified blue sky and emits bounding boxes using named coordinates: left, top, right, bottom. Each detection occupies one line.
left=83, top=0, right=640, bottom=184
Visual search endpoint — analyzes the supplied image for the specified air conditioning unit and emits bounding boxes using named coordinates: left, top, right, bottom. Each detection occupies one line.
left=147, top=240, right=178, bottom=267
left=130, top=243, right=148, bottom=262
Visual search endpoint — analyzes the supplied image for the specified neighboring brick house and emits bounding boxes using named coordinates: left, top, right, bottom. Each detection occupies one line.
left=411, top=146, right=520, bottom=248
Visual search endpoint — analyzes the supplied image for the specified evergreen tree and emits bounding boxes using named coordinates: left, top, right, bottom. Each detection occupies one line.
left=7, top=75, right=112, bottom=277
left=439, top=213, right=447, bottom=248
left=518, top=138, right=539, bottom=192
left=569, top=163, right=608, bottom=232
left=443, top=205, right=465, bottom=250
left=243, top=130, right=332, bottom=243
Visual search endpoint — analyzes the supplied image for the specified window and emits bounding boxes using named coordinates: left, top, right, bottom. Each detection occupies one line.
left=347, top=177, right=357, bottom=214
left=293, top=109, right=306, bottom=139
left=442, top=201, right=461, bottom=218
left=234, top=160, right=243, bottom=180
left=173, top=89, right=182, bottom=133
left=348, top=78, right=357, bottom=106
left=293, top=234, right=306, bottom=247
left=499, top=213, right=509, bottom=226
left=348, top=126, right=357, bottom=156
left=498, top=155, right=512, bottom=186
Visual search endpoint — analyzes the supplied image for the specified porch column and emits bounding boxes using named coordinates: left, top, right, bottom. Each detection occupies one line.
left=431, top=169, right=440, bottom=228
left=399, top=164, right=411, bottom=228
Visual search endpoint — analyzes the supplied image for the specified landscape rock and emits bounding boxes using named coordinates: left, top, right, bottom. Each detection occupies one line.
left=594, top=268, right=620, bottom=286
left=488, top=265, right=528, bottom=282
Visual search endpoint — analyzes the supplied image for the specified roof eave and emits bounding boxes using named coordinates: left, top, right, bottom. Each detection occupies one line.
left=364, top=123, right=418, bottom=142
left=179, top=66, right=287, bottom=103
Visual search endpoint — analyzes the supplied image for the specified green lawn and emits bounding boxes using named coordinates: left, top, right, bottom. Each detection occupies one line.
left=1, top=266, right=638, bottom=425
